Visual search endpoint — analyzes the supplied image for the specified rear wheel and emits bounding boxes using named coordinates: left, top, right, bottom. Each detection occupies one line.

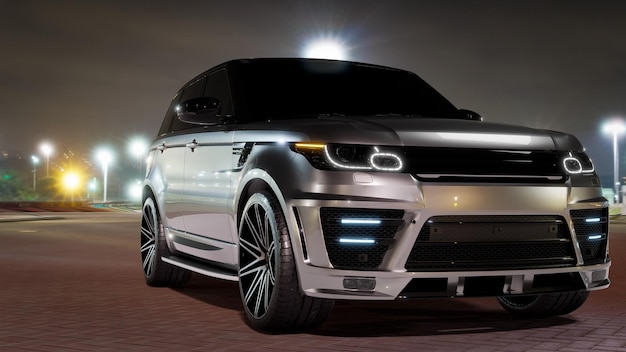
left=140, top=196, right=191, bottom=287
left=238, top=191, right=334, bottom=332
left=497, top=291, right=589, bottom=317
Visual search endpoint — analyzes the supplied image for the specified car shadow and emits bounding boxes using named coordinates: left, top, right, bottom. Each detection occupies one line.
left=174, top=274, right=578, bottom=337
left=173, top=274, right=242, bottom=311
left=314, top=299, right=577, bottom=337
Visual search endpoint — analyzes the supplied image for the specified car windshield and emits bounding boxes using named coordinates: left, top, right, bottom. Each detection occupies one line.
left=237, top=59, right=460, bottom=122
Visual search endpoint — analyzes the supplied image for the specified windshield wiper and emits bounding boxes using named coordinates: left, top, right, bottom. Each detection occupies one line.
left=316, top=112, right=346, bottom=118
left=374, top=113, right=422, bottom=118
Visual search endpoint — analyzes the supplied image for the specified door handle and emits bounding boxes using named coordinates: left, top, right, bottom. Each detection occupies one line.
left=186, top=139, right=198, bottom=152
left=156, top=143, right=166, bottom=153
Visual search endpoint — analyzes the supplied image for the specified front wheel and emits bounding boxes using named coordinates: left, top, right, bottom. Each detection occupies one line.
left=497, top=291, right=589, bottom=317
left=238, top=191, right=334, bottom=332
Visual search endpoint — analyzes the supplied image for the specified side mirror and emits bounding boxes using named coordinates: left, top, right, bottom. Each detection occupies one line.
left=177, top=97, right=222, bottom=125
left=458, top=109, right=483, bottom=121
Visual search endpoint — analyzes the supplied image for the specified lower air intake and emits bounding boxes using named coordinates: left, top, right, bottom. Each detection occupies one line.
left=320, top=208, right=404, bottom=270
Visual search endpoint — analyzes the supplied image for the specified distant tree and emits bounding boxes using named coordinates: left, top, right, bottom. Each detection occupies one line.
left=0, top=169, right=34, bottom=201
left=37, top=177, right=58, bottom=200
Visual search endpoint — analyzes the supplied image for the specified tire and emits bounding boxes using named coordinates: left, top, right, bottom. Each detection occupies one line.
left=140, top=196, right=191, bottom=287
left=238, top=191, right=334, bottom=332
left=497, top=291, right=589, bottom=317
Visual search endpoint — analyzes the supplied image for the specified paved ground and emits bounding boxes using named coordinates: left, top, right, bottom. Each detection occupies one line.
left=0, top=212, right=624, bottom=352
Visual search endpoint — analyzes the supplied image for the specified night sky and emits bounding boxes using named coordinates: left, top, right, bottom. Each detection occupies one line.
left=2, top=0, right=626, bottom=182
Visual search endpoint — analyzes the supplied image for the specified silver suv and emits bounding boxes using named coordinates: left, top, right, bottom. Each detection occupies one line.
left=140, top=58, right=610, bottom=332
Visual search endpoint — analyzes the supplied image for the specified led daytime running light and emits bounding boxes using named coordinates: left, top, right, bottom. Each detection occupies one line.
left=294, top=142, right=325, bottom=150
left=324, top=146, right=403, bottom=171
left=341, top=219, right=381, bottom=225
left=339, top=238, right=376, bottom=244
left=563, top=157, right=583, bottom=174
left=324, top=146, right=371, bottom=170
left=370, top=152, right=403, bottom=171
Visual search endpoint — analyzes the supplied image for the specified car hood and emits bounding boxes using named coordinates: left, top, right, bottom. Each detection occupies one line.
left=257, top=116, right=583, bottom=151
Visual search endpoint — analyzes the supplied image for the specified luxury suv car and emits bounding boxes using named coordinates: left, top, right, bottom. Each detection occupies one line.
left=140, top=58, right=610, bottom=332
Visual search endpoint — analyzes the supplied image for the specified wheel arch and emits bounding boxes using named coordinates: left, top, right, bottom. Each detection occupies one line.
left=235, top=173, right=288, bottom=228
left=142, top=184, right=155, bottom=203
left=234, top=168, right=307, bottom=264
left=142, top=181, right=166, bottom=221
left=140, top=182, right=177, bottom=253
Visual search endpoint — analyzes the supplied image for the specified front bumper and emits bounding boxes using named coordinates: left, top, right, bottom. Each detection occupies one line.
left=283, top=171, right=610, bottom=300
left=297, top=263, right=610, bottom=300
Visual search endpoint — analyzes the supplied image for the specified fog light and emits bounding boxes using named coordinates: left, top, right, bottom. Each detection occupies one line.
left=343, top=277, right=376, bottom=291
left=592, top=270, right=607, bottom=282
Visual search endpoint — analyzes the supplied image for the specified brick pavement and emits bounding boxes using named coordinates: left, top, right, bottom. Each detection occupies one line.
left=0, top=212, right=624, bottom=352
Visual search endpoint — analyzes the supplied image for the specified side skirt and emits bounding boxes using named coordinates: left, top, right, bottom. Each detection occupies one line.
left=162, top=255, right=239, bottom=282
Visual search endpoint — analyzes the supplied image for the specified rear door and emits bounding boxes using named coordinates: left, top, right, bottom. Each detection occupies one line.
left=154, top=93, right=187, bottom=231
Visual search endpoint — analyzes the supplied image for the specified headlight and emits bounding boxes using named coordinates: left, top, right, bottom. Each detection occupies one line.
left=562, top=151, right=594, bottom=174
left=292, top=143, right=403, bottom=172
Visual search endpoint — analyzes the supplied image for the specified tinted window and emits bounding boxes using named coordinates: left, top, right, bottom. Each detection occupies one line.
left=170, top=77, right=206, bottom=132
left=157, top=92, right=181, bottom=136
left=238, top=60, right=459, bottom=122
left=204, top=69, right=234, bottom=117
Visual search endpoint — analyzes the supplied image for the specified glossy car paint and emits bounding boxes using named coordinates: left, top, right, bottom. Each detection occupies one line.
left=145, top=117, right=609, bottom=298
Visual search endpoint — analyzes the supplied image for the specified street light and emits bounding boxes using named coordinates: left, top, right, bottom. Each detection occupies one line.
left=128, top=137, right=148, bottom=177
left=302, top=36, right=348, bottom=60
left=602, top=119, right=626, bottom=203
left=62, top=171, right=81, bottom=201
left=97, top=149, right=113, bottom=203
left=31, top=155, right=39, bottom=190
left=40, top=142, right=53, bottom=177
left=87, top=178, right=97, bottom=203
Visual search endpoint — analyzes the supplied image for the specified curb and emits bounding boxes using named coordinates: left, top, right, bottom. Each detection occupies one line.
left=0, top=216, right=65, bottom=223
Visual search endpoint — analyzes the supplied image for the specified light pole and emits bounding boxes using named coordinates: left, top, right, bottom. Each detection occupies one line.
left=88, top=178, right=97, bottom=203
left=31, top=155, right=39, bottom=190
left=603, top=119, right=626, bottom=203
left=40, top=143, right=53, bottom=177
left=97, top=149, right=112, bottom=203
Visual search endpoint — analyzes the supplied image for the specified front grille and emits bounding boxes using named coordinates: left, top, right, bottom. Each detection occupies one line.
left=406, top=215, right=576, bottom=271
left=320, top=208, right=404, bottom=270
left=571, top=208, right=609, bottom=264
left=403, top=147, right=565, bottom=183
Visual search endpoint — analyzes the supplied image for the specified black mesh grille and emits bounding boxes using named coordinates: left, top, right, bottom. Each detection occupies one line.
left=320, top=208, right=404, bottom=270
left=406, top=215, right=576, bottom=271
left=570, top=208, right=609, bottom=264
left=404, top=147, right=566, bottom=183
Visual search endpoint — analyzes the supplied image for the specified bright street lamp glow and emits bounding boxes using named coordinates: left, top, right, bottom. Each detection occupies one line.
left=88, top=179, right=97, bottom=192
left=303, top=37, right=347, bottom=60
left=127, top=180, right=143, bottom=202
left=128, top=137, right=149, bottom=178
left=97, top=149, right=113, bottom=164
left=40, top=143, right=53, bottom=157
left=62, top=172, right=81, bottom=191
left=128, top=138, right=148, bottom=158
left=602, top=119, right=626, bottom=135
left=40, top=142, right=53, bottom=177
